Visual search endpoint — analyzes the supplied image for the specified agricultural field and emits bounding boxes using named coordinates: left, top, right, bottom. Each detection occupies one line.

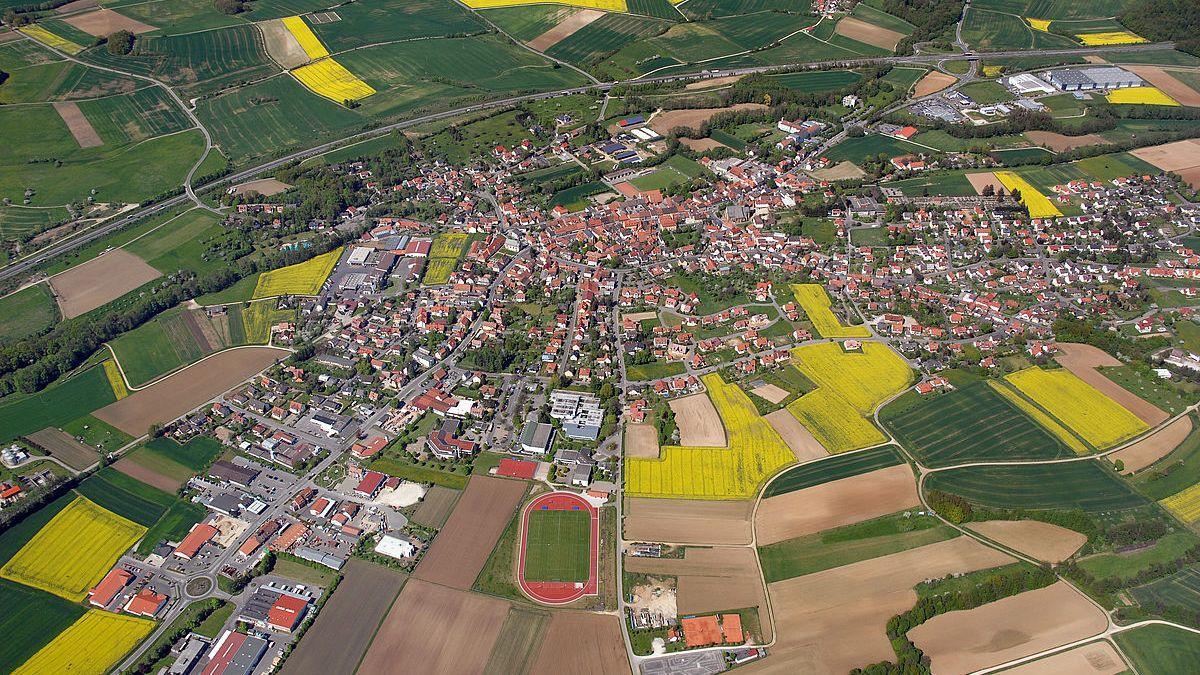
left=925, top=460, right=1147, bottom=512
left=414, top=475, right=526, bottom=589
left=0, top=284, right=57, bottom=343
left=523, top=508, right=590, bottom=582
left=12, top=609, right=154, bottom=675
left=625, top=373, right=795, bottom=499
left=988, top=380, right=1094, bottom=457
left=253, top=248, right=341, bottom=298
left=1114, top=624, right=1200, bottom=675
left=767, top=69, right=863, bottom=92
left=0, top=496, right=145, bottom=601
left=292, top=59, right=376, bottom=103
left=136, top=500, right=205, bottom=555
left=76, top=467, right=175, bottom=526
left=1160, top=483, right=1200, bottom=523
left=125, top=25, right=279, bottom=95
left=1107, top=86, right=1180, bottom=106
left=0, top=579, right=86, bottom=673
left=995, top=171, right=1062, bottom=218
left=763, top=446, right=903, bottom=498
left=0, top=366, right=115, bottom=443
left=1006, top=366, right=1149, bottom=449
left=545, top=13, right=673, bottom=66
left=423, top=233, right=468, bottom=285
left=790, top=284, right=870, bottom=338
left=311, top=0, right=485, bottom=52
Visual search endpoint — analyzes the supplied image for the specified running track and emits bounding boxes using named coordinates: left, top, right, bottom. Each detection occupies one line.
left=517, top=491, right=599, bottom=605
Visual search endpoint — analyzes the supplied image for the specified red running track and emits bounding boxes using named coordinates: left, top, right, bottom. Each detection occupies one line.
left=517, top=491, right=599, bottom=605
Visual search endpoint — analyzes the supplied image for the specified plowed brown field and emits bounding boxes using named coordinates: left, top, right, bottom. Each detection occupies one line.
left=414, top=475, right=525, bottom=589
left=755, top=464, right=918, bottom=545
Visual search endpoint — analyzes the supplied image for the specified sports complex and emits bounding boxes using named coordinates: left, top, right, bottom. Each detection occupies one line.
left=517, top=491, right=599, bottom=605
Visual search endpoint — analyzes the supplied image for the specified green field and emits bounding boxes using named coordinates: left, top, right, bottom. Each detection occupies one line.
left=124, top=209, right=225, bottom=273
left=766, top=70, right=862, bottom=92
left=680, top=0, right=800, bottom=18
left=482, top=5, right=578, bottom=42
left=1131, top=565, right=1200, bottom=614
left=369, top=456, right=469, bottom=489
left=824, top=134, right=928, bottom=163
left=850, top=3, right=915, bottom=33
left=523, top=508, right=590, bottom=583
left=0, top=367, right=115, bottom=443
left=1114, top=624, right=1200, bottom=675
left=109, top=309, right=205, bottom=386
left=972, top=0, right=1127, bottom=20
left=313, top=0, right=484, bottom=51
left=0, top=578, right=87, bottom=673
left=1080, top=532, right=1200, bottom=582
left=926, top=461, right=1147, bottom=512
left=136, top=500, right=206, bottom=555
left=549, top=181, right=609, bottom=210
left=891, top=170, right=977, bottom=196
left=76, top=86, right=193, bottom=146
left=142, top=436, right=223, bottom=471
left=883, top=381, right=1072, bottom=467
left=0, top=41, right=138, bottom=105
left=0, top=284, right=57, bottom=344
left=60, top=415, right=132, bottom=454
left=992, top=147, right=1056, bottom=165
left=881, top=66, right=928, bottom=93
left=960, top=80, right=1014, bottom=104
left=126, top=25, right=279, bottom=95
left=625, top=360, right=686, bottom=381
left=76, top=467, right=175, bottom=527
left=764, top=447, right=904, bottom=498
left=546, top=13, right=672, bottom=66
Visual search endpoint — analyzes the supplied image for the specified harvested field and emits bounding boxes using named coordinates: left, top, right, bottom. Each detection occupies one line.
left=260, top=19, right=309, bottom=69
left=52, top=101, right=102, bottom=149
left=752, top=383, right=789, bottom=404
left=624, top=547, right=768, bottom=636
left=62, top=8, right=156, bottom=36
left=1004, top=641, right=1126, bottom=675
left=746, top=537, right=1013, bottom=674
left=49, top=249, right=161, bottom=319
left=1113, top=415, right=1193, bottom=474
left=1125, top=66, right=1200, bottom=107
left=755, top=463, right=918, bottom=545
left=669, top=392, right=726, bottom=446
left=528, top=9, right=603, bottom=51
left=686, top=75, right=743, bottom=90
left=624, top=496, right=752, bottom=545
left=681, top=137, right=729, bottom=152
left=111, top=455, right=180, bottom=493
left=411, top=485, right=460, bottom=528
left=965, top=520, right=1087, bottom=563
left=25, top=427, right=96, bottom=470
left=530, top=612, right=629, bottom=675
left=914, top=71, right=957, bottom=97
left=909, top=582, right=1107, bottom=674
left=1055, top=342, right=1168, bottom=426
left=648, top=103, right=767, bottom=135
left=55, top=0, right=98, bottom=12
left=94, top=347, right=286, bottom=436
left=1180, top=166, right=1200, bottom=190
left=835, top=16, right=905, bottom=50
left=625, top=423, right=660, bottom=459
left=414, top=475, right=525, bottom=589
left=281, top=560, right=407, bottom=675
left=1026, top=131, right=1110, bottom=151
left=765, top=409, right=827, bottom=462
left=228, top=178, right=291, bottom=197
left=1130, top=138, right=1200, bottom=172
left=357, top=578, right=508, bottom=675
left=809, top=161, right=865, bottom=181
left=622, top=310, right=657, bottom=322
left=966, top=171, right=1004, bottom=195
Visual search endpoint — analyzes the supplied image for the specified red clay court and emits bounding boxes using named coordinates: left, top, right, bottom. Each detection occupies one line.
left=517, top=491, right=599, bottom=605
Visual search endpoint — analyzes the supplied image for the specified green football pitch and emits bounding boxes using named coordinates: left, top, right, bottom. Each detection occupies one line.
left=524, top=509, right=590, bottom=583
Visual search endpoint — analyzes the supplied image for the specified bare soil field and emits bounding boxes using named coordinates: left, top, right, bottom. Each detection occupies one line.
left=1026, top=131, right=1111, bottom=152
left=50, top=249, right=162, bottom=319
left=1125, top=66, right=1200, bottom=107
left=966, top=171, right=1004, bottom=195
left=624, top=496, right=752, bottom=545
left=669, top=393, right=726, bottom=446
left=752, top=383, right=789, bottom=404
left=1004, top=641, right=1126, bottom=675
left=411, top=485, right=460, bottom=528
left=531, top=612, right=629, bottom=674
left=260, top=19, right=309, bottom=69
left=25, top=427, right=97, bottom=470
left=63, top=8, right=156, bottom=36
left=0, top=29, right=19, bottom=43
left=53, top=101, right=103, bottom=149
left=1083, top=55, right=1108, bottom=64
left=414, top=475, right=526, bottom=589
left=1113, top=415, right=1193, bottom=474
left=681, top=137, right=730, bottom=152
left=648, top=103, right=767, bottom=135
left=686, top=75, right=744, bottom=90
left=112, top=456, right=181, bottom=493
left=909, top=582, right=1107, bottom=674
left=765, top=409, right=828, bottom=462
left=914, top=71, right=957, bottom=97
left=358, top=578, right=508, bottom=675
left=94, top=347, right=286, bottom=435
left=1055, top=343, right=1168, bottom=426
left=624, top=547, right=769, bottom=638
left=755, top=464, right=919, bottom=546
left=625, top=423, right=660, bottom=459
left=54, top=0, right=98, bottom=13
left=835, top=16, right=905, bottom=50
left=744, top=537, right=1013, bottom=674
left=228, top=178, right=292, bottom=197
left=622, top=310, right=658, bottom=322
left=528, top=9, right=603, bottom=51
left=1179, top=166, right=1200, bottom=190
left=1131, top=138, right=1200, bottom=172
left=283, top=560, right=407, bottom=675
left=809, top=161, right=866, bottom=181
left=965, top=520, right=1087, bottom=563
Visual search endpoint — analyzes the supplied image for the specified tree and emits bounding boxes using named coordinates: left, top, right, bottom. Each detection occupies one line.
left=214, top=0, right=245, bottom=14
left=106, top=30, right=134, bottom=55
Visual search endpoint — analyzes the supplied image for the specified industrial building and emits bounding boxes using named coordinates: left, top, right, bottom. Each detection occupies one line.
left=1042, top=67, right=1143, bottom=91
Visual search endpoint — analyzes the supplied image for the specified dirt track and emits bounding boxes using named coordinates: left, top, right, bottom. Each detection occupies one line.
left=531, top=612, right=629, bottom=674
left=765, top=409, right=827, bottom=461
left=624, top=423, right=660, bottom=459
left=624, top=497, right=752, bottom=545
left=1004, top=641, right=1126, bottom=675
left=909, top=582, right=1107, bottom=674
left=1054, top=343, right=1168, bottom=426
left=755, top=464, right=919, bottom=545
left=1113, top=414, right=1193, bottom=474
left=669, top=393, right=726, bottom=446
left=94, top=347, right=286, bottom=435
left=528, top=9, right=603, bottom=52
left=50, top=249, right=161, bottom=319
left=413, top=475, right=525, bottom=589
left=965, top=520, right=1087, bottom=563
left=835, top=16, right=905, bottom=50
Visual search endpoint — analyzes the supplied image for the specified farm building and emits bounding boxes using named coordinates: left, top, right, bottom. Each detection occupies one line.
left=1042, top=67, right=1143, bottom=91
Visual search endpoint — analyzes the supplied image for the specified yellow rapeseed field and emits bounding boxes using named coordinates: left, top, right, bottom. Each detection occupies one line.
left=292, top=58, right=376, bottom=103
left=282, top=15, right=329, bottom=60
left=1006, top=367, right=1148, bottom=449
left=624, top=373, right=795, bottom=499
left=1025, top=18, right=1052, bottom=32
left=252, top=247, right=342, bottom=298
left=995, top=171, right=1062, bottom=219
left=787, top=388, right=886, bottom=453
left=1076, top=31, right=1147, bottom=45
left=791, top=284, right=871, bottom=339
left=430, top=232, right=469, bottom=258
left=0, top=496, right=146, bottom=601
left=1106, top=86, right=1180, bottom=106
left=987, top=380, right=1090, bottom=455
left=102, top=360, right=128, bottom=400
left=19, top=25, right=83, bottom=55
left=461, top=0, right=627, bottom=10
left=983, top=65, right=1004, bottom=77
left=14, top=610, right=155, bottom=675
left=1161, top=483, right=1200, bottom=523
left=422, top=258, right=457, bottom=286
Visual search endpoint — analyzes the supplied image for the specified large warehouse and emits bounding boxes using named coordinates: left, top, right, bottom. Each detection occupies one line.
left=1042, top=67, right=1144, bottom=91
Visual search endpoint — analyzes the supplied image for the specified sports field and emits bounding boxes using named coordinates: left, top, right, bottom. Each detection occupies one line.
left=13, top=609, right=154, bottom=675
left=0, top=496, right=146, bottom=601
left=523, top=509, right=590, bottom=582
left=791, top=284, right=870, bottom=338
left=292, top=58, right=376, bottom=103
left=624, top=373, right=795, bottom=499
left=253, top=248, right=341, bottom=298
left=1006, top=367, right=1148, bottom=449
left=925, top=461, right=1147, bottom=512
left=1107, top=86, right=1180, bottom=106
left=994, top=170, right=1062, bottom=218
